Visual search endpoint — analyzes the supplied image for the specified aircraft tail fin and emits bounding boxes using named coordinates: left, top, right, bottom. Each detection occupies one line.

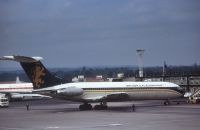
left=1, top=56, right=65, bottom=89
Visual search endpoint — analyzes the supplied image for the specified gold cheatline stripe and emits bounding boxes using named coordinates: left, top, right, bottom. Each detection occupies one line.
left=83, top=89, right=182, bottom=96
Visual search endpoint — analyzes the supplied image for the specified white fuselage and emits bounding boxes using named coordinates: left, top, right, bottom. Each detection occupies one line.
left=0, top=83, right=51, bottom=100
left=0, top=83, right=33, bottom=93
left=35, top=82, right=184, bottom=102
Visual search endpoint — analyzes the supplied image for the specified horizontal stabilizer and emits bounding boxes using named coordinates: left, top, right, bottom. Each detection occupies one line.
left=0, top=56, right=43, bottom=63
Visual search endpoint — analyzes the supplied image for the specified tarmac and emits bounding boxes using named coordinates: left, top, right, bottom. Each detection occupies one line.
left=0, top=99, right=200, bottom=130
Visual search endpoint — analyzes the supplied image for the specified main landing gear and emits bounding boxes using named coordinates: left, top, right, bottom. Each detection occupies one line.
left=79, top=102, right=92, bottom=111
left=79, top=102, right=108, bottom=111
left=94, top=102, right=108, bottom=110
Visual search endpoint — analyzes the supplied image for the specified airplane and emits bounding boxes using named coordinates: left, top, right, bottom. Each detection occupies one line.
left=0, top=55, right=185, bottom=110
left=0, top=77, right=50, bottom=101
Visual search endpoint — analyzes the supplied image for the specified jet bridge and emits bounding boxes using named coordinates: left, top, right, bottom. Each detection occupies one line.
left=189, top=88, right=200, bottom=104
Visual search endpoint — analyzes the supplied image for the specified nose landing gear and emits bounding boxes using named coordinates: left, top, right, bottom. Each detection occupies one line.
left=164, top=100, right=170, bottom=106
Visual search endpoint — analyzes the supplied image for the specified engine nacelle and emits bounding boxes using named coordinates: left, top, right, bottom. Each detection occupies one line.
left=57, top=87, right=83, bottom=96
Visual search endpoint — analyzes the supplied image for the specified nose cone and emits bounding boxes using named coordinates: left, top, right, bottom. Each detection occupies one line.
left=168, top=82, right=185, bottom=97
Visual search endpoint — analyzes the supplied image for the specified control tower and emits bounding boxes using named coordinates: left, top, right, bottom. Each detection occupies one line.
left=136, top=49, right=145, bottom=79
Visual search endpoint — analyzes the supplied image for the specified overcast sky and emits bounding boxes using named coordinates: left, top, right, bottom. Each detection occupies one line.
left=0, top=0, right=200, bottom=69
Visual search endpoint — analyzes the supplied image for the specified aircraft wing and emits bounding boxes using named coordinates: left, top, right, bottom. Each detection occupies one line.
left=84, top=92, right=130, bottom=102
left=11, top=93, right=51, bottom=100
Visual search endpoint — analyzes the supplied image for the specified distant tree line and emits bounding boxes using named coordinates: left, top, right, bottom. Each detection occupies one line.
left=0, top=64, right=200, bottom=82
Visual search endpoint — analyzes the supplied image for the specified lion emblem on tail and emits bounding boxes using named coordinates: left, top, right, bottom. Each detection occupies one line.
left=31, top=65, right=46, bottom=88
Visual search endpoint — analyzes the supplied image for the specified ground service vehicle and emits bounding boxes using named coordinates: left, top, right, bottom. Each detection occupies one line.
left=0, top=94, right=9, bottom=107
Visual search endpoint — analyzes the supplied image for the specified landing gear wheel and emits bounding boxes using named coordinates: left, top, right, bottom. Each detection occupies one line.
left=79, top=103, right=92, bottom=111
left=94, top=104, right=108, bottom=110
left=94, top=102, right=108, bottom=110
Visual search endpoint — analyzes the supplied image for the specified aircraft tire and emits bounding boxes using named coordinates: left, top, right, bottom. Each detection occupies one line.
left=94, top=105, right=108, bottom=110
left=79, top=103, right=92, bottom=111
